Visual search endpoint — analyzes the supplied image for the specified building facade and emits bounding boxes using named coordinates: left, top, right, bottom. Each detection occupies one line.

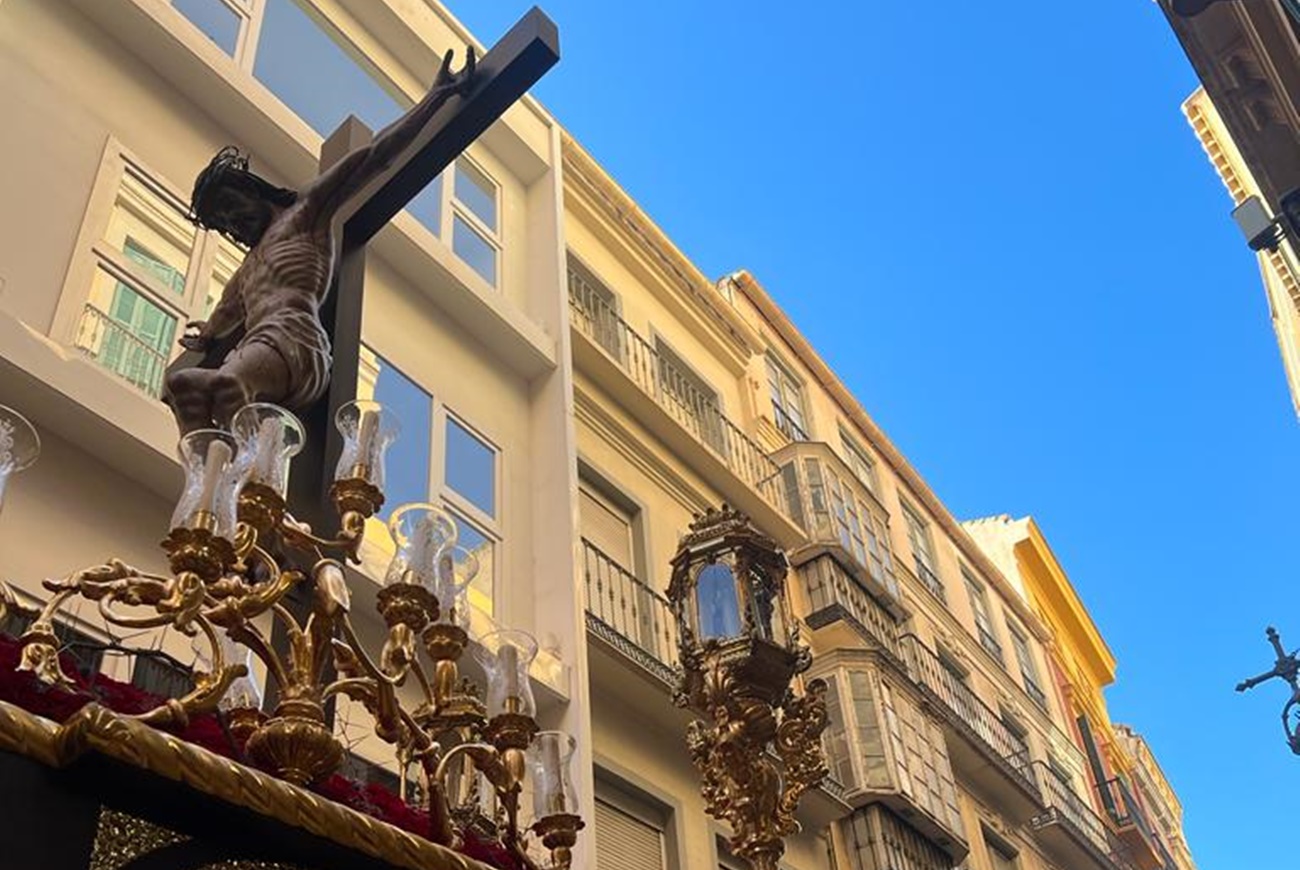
left=0, top=2, right=1194, bottom=870
left=1159, top=0, right=1300, bottom=418
left=965, top=516, right=1197, bottom=870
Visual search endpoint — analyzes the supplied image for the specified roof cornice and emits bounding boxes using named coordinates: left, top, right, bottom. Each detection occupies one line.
left=559, top=133, right=763, bottom=358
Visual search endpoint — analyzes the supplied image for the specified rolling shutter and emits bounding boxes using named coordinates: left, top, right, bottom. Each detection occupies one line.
left=595, top=797, right=665, bottom=870
left=579, top=485, right=633, bottom=570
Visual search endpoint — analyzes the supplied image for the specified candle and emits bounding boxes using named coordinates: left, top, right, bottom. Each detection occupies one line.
left=542, top=734, right=565, bottom=813
left=499, top=641, right=520, bottom=712
left=194, top=438, right=232, bottom=527
left=356, top=409, right=379, bottom=478
left=251, top=416, right=280, bottom=486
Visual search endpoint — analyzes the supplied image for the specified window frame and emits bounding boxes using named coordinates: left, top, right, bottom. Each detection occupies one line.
left=52, top=139, right=241, bottom=399
left=170, top=0, right=263, bottom=67
left=765, top=352, right=809, bottom=441
left=963, top=568, right=1004, bottom=664
left=838, top=425, right=878, bottom=494
left=449, top=155, right=503, bottom=287
left=358, top=347, right=504, bottom=615
left=1007, top=619, right=1048, bottom=710
left=900, top=501, right=944, bottom=602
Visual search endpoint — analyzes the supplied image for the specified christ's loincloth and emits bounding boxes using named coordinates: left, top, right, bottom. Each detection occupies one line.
left=240, top=307, right=332, bottom=409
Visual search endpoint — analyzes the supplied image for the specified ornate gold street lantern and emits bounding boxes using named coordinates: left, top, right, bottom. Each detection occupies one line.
left=666, top=506, right=829, bottom=870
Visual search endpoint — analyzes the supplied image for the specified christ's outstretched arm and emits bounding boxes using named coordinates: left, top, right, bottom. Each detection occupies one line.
left=302, top=48, right=477, bottom=220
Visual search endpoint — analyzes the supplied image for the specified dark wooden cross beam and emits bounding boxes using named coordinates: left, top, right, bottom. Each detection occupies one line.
left=289, top=8, right=559, bottom=529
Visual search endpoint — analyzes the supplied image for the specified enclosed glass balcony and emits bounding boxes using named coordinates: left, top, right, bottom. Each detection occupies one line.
left=817, top=664, right=968, bottom=862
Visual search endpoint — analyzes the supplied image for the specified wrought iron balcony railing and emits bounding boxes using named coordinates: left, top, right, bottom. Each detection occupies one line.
left=579, top=538, right=678, bottom=684
left=914, top=558, right=946, bottom=603
left=1100, top=776, right=1166, bottom=869
left=799, top=555, right=902, bottom=662
left=1032, top=761, right=1120, bottom=865
left=568, top=274, right=788, bottom=515
left=898, top=634, right=1040, bottom=798
left=72, top=304, right=170, bottom=398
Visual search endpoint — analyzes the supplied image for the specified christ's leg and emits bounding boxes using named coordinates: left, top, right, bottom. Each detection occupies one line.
left=210, top=341, right=292, bottom=426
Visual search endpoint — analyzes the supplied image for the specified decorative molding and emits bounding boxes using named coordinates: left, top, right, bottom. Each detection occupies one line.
left=572, top=384, right=711, bottom=516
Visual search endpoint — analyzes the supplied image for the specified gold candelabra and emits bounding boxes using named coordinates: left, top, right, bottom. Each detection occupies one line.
left=0, top=401, right=583, bottom=870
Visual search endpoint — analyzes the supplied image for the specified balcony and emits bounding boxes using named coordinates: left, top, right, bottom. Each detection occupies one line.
left=913, top=558, right=946, bottom=603
left=819, top=664, right=969, bottom=862
left=579, top=538, right=678, bottom=686
left=72, top=304, right=169, bottom=398
left=1099, top=777, right=1167, bottom=870
left=798, top=555, right=902, bottom=663
left=1032, top=763, right=1130, bottom=870
left=771, top=402, right=809, bottom=442
left=898, top=634, right=1043, bottom=822
left=568, top=274, right=799, bottom=541
left=771, top=441, right=902, bottom=610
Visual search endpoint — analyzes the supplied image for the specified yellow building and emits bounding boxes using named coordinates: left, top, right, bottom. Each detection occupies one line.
left=964, top=515, right=1196, bottom=870
left=0, top=2, right=1196, bottom=869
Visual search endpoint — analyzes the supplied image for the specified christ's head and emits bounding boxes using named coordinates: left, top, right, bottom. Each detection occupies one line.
left=190, top=147, right=297, bottom=247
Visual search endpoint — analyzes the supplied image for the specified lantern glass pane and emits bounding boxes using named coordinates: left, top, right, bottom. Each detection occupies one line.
left=697, top=563, right=742, bottom=640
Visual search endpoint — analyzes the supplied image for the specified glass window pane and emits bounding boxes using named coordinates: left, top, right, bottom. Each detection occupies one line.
left=255, top=0, right=401, bottom=135
left=445, top=417, right=496, bottom=517
left=454, top=160, right=497, bottom=231
left=174, top=0, right=242, bottom=56
left=454, top=511, right=494, bottom=616
left=453, top=215, right=497, bottom=285
left=406, top=174, right=444, bottom=238
left=366, top=352, right=431, bottom=520
left=106, top=171, right=196, bottom=293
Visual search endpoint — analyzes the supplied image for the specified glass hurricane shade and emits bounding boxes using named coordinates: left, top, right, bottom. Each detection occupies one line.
left=231, top=403, right=305, bottom=497
left=384, top=505, right=478, bottom=624
left=192, top=632, right=262, bottom=711
left=474, top=628, right=537, bottom=718
left=528, top=730, right=578, bottom=819
left=696, top=562, right=742, bottom=641
left=171, top=429, right=244, bottom=537
left=334, top=399, right=399, bottom=489
left=0, top=405, right=40, bottom=515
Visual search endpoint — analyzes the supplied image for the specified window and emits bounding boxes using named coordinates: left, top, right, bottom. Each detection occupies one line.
left=568, top=256, right=623, bottom=358
left=901, top=503, right=943, bottom=602
left=357, top=349, right=500, bottom=614
left=67, top=153, right=243, bottom=398
left=172, top=0, right=251, bottom=58
left=445, top=416, right=497, bottom=518
left=963, top=570, right=1003, bottom=663
left=839, top=426, right=878, bottom=494
left=364, top=350, right=432, bottom=521
left=452, top=159, right=501, bottom=286
left=579, top=482, right=635, bottom=572
left=594, top=782, right=669, bottom=870
left=766, top=354, right=808, bottom=441
left=1008, top=621, right=1048, bottom=710
left=656, top=339, right=725, bottom=454
left=253, top=0, right=444, bottom=237
left=820, top=674, right=856, bottom=788
left=984, top=830, right=1019, bottom=870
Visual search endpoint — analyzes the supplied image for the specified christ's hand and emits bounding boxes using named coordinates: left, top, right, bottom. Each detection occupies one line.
left=433, top=46, right=477, bottom=95
left=179, top=321, right=210, bottom=352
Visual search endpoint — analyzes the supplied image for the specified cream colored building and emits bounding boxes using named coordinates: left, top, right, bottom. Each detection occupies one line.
left=1184, top=85, right=1300, bottom=419
left=0, top=3, right=1195, bottom=870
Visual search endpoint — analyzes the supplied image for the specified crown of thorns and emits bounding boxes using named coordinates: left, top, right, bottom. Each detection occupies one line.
left=189, top=146, right=250, bottom=228
left=188, top=147, right=297, bottom=246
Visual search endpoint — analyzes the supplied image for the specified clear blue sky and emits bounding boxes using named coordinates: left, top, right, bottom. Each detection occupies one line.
left=449, top=3, right=1294, bottom=867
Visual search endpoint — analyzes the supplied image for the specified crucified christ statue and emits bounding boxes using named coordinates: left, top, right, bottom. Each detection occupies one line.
left=164, top=49, right=476, bottom=433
